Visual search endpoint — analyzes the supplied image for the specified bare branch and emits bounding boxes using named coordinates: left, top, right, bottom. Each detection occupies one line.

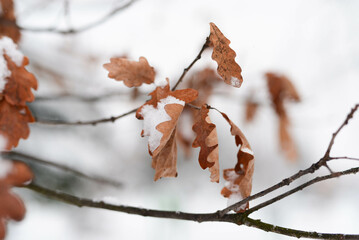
left=323, top=104, right=359, bottom=158
left=243, top=217, right=359, bottom=240
left=1, top=151, right=122, bottom=187
left=171, top=37, right=210, bottom=91
left=23, top=182, right=234, bottom=223
left=219, top=103, right=359, bottom=215
left=23, top=181, right=359, bottom=239
left=245, top=167, right=359, bottom=214
left=329, top=156, right=359, bottom=161
left=2, top=0, right=137, bottom=34
left=35, top=108, right=137, bottom=126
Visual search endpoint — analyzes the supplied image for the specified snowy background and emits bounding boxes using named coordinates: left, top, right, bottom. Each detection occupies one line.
left=6, top=0, right=359, bottom=239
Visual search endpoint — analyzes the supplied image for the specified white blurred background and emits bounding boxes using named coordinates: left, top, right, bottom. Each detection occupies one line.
left=6, top=0, right=359, bottom=239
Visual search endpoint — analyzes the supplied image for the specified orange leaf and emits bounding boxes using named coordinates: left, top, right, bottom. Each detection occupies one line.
left=0, top=160, right=33, bottom=239
left=3, top=55, right=38, bottom=106
left=0, top=100, right=34, bottom=150
left=192, top=105, right=219, bottom=182
left=220, top=112, right=254, bottom=212
left=104, top=57, right=155, bottom=87
left=136, top=79, right=197, bottom=180
left=209, top=22, right=243, bottom=88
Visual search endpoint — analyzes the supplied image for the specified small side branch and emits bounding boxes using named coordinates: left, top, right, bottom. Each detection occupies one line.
left=6, top=0, right=137, bottom=34
left=35, top=108, right=137, bottom=126
left=2, top=151, right=122, bottom=187
left=243, top=217, right=359, bottom=240
left=245, top=167, right=359, bottom=214
left=323, top=104, right=359, bottom=158
left=171, top=37, right=210, bottom=91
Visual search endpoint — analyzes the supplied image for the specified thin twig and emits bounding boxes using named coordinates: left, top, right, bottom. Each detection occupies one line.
left=323, top=104, right=359, bottom=158
left=245, top=167, right=359, bottom=214
left=35, top=108, right=137, bottom=126
left=2, top=0, right=136, bottom=34
left=329, top=156, right=359, bottom=161
left=171, top=37, right=210, bottom=91
left=218, top=103, right=359, bottom=215
left=243, top=217, right=359, bottom=240
left=1, top=151, right=122, bottom=187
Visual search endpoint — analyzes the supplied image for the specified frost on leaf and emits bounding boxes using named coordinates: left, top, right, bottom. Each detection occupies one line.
left=0, top=159, right=33, bottom=240
left=192, top=105, right=219, bottom=182
left=136, top=78, right=198, bottom=180
left=0, top=0, right=20, bottom=43
left=0, top=100, right=34, bottom=150
left=209, top=22, right=243, bottom=88
left=266, top=72, right=299, bottom=161
left=220, top=112, right=254, bottom=212
left=104, top=56, right=155, bottom=87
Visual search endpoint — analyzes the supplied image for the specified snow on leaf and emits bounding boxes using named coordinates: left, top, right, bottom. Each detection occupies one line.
left=136, top=78, right=197, bottom=180
left=3, top=54, right=38, bottom=106
left=220, top=112, right=254, bottom=212
left=192, top=105, right=219, bottom=183
left=266, top=72, right=300, bottom=161
left=0, top=160, right=33, bottom=240
left=104, top=56, right=155, bottom=87
left=0, top=100, right=34, bottom=150
left=209, top=23, right=243, bottom=88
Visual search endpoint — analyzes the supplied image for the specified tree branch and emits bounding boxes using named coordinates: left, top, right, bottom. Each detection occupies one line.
left=243, top=217, right=359, bottom=240
left=323, top=104, right=359, bottom=158
left=218, top=103, right=359, bottom=215
left=245, top=167, right=359, bottom=215
left=34, top=108, right=137, bottom=126
left=2, top=151, right=122, bottom=187
left=5, top=0, right=137, bottom=34
left=171, top=37, right=210, bottom=91
left=23, top=179, right=359, bottom=239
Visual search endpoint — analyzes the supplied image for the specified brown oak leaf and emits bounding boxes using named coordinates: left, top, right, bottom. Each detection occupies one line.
left=104, top=56, right=155, bottom=87
left=209, top=22, right=243, bottom=88
left=0, top=160, right=33, bottom=239
left=220, top=112, right=254, bottom=212
left=0, top=100, right=34, bottom=150
left=136, top=79, right=197, bottom=180
left=0, top=0, right=20, bottom=43
left=3, top=55, right=38, bottom=106
left=192, top=105, right=219, bottom=182
left=266, top=72, right=300, bottom=161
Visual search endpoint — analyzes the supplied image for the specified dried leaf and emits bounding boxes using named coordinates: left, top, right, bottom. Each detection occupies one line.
left=3, top=55, right=38, bottom=106
left=152, top=128, right=178, bottom=181
left=0, top=160, right=33, bottom=239
left=136, top=79, right=197, bottom=180
left=220, top=112, right=254, bottom=212
left=266, top=72, right=299, bottom=161
left=0, top=0, right=20, bottom=43
left=0, top=100, right=34, bottom=150
left=209, top=22, right=243, bottom=88
left=192, top=105, right=219, bottom=182
left=104, top=57, right=155, bottom=87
